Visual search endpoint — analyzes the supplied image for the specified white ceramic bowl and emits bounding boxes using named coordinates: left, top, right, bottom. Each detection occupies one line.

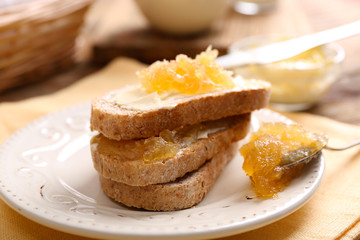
left=134, top=0, right=230, bottom=36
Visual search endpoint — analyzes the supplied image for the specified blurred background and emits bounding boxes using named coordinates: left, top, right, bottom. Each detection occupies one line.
left=0, top=0, right=359, bottom=124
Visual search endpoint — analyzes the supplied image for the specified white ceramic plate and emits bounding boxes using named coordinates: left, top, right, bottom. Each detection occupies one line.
left=0, top=103, right=324, bottom=240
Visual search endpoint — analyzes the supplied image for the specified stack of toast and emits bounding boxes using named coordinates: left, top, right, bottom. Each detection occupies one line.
left=90, top=78, right=270, bottom=211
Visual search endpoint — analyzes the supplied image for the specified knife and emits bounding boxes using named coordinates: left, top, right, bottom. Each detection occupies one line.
left=216, top=20, right=360, bottom=68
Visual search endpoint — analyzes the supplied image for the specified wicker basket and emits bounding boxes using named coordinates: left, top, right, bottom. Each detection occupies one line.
left=0, top=0, right=93, bottom=92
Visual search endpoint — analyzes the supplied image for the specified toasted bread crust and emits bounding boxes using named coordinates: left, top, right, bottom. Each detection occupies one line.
left=90, top=85, right=269, bottom=140
left=91, top=114, right=250, bottom=186
left=99, top=143, right=237, bottom=211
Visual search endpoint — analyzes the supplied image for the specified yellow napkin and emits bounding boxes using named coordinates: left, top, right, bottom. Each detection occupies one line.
left=1, top=58, right=360, bottom=240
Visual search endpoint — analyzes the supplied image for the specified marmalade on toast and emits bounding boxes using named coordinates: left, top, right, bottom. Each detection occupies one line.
left=240, top=122, right=325, bottom=199
left=137, top=48, right=234, bottom=95
left=92, top=118, right=229, bottom=164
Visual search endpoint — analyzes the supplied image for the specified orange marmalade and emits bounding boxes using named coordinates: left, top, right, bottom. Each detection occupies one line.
left=92, top=117, right=230, bottom=164
left=137, top=48, right=234, bottom=95
left=240, top=122, right=325, bottom=199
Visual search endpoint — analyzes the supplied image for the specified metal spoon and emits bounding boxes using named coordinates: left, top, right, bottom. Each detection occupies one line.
left=282, top=136, right=360, bottom=168
left=216, top=20, right=360, bottom=68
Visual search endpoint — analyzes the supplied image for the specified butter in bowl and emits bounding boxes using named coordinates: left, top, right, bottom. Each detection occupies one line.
left=229, top=36, right=345, bottom=111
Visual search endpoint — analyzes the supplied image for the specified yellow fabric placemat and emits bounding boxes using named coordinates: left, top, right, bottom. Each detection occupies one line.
left=1, top=58, right=360, bottom=240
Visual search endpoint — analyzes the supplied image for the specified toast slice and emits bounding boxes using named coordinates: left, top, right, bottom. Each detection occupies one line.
left=90, top=79, right=269, bottom=141
left=91, top=113, right=250, bottom=186
left=99, top=142, right=237, bottom=211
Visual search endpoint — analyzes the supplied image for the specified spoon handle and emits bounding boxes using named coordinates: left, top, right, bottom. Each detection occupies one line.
left=325, top=138, right=360, bottom=151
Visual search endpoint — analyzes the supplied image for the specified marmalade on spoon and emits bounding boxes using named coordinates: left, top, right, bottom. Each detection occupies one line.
left=240, top=122, right=325, bottom=199
left=137, top=48, right=234, bottom=95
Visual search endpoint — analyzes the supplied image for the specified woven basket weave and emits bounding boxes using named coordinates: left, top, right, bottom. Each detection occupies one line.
left=0, top=0, right=93, bottom=92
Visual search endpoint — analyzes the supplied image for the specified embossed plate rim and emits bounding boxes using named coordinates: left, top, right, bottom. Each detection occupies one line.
left=0, top=102, right=324, bottom=240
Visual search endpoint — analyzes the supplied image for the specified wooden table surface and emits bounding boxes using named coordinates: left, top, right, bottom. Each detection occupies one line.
left=1, top=0, right=360, bottom=125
